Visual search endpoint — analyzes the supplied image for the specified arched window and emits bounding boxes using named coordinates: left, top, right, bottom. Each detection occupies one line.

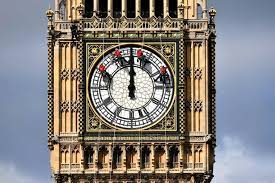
left=59, top=1, right=66, bottom=20
left=127, top=0, right=136, bottom=18
left=197, top=3, right=203, bottom=19
left=141, top=0, right=149, bottom=18
left=155, top=0, right=164, bottom=18
left=99, top=0, right=108, bottom=18
left=168, top=146, right=179, bottom=168
left=98, top=146, right=108, bottom=169
left=84, top=146, right=94, bottom=164
left=112, top=146, right=122, bottom=169
left=126, top=146, right=137, bottom=169
left=141, top=146, right=150, bottom=169
left=113, top=0, right=122, bottom=18
left=169, top=0, right=177, bottom=18
left=84, top=0, right=93, bottom=18
left=65, top=151, right=69, bottom=164
left=154, top=146, right=165, bottom=168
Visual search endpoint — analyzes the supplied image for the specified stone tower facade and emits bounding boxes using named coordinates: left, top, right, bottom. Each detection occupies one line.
left=47, top=0, right=217, bottom=182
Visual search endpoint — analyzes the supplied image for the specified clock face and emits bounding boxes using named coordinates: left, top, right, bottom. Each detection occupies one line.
left=88, top=46, right=175, bottom=129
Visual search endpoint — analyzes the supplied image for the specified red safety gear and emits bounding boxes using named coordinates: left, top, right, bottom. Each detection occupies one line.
left=114, top=49, right=122, bottom=58
left=137, top=49, right=143, bottom=58
left=160, top=66, right=167, bottom=74
left=99, top=64, right=106, bottom=72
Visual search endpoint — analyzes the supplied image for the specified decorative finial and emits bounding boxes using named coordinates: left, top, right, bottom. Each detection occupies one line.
left=77, top=3, right=85, bottom=17
left=209, top=7, right=217, bottom=29
left=209, top=7, right=217, bottom=17
left=177, top=1, right=185, bottom=16
left=46, top=7, right=54, bottom=21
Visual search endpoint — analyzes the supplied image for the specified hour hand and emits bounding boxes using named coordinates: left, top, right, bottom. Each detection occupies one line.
left=128, top=82, right=135, bottom=99
left=128, top=47, right=136, bottom=99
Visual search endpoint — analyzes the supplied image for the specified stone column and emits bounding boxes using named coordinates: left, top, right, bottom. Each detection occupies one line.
left=177, top=0, right=183, bottom=19
left=93, top=0, right=99, bottom=16
left=165, top=144, right=169, bottom=170
left=136, top=0, right=141, bottom=17
left=137, top=145, right=141, bottom=169
left=108, top=0, right=113, bottom=17
left=179, top=143, right=183, bottom=169
left=150, top=0, right=155, bottom=17
left=164, top=0, right=169, bottom=17
left=108, top=143, right=112, bottom=171
left=122, top=144, right=127, bottom=171
left=94, top=145, right=98, bottom=170
left=55, top=0, right=59, bottom=19
left=122, top=0, right=127, bottom=17
left=150, top=144, right=155, bottom=170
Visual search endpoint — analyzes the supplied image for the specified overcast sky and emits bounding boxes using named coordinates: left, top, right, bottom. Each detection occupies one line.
left=0, top=0, right=274, bottom=182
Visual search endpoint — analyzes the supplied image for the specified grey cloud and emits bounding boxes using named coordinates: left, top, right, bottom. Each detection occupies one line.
left=0, top=0, right=274, bottom=182
left=213, top=136, right=275, bottom=183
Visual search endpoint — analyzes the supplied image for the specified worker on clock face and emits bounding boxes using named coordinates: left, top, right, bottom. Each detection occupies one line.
left=113, top=49, right=127, bottom=67
left=137, top=49, right=150, bottom=68
left=99, top=64, right=112, bottom=84
left=155, top=66, right=170, bottom=85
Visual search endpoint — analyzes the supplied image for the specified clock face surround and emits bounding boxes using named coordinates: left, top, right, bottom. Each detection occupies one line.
left=88, top=45, right=175, bottom=130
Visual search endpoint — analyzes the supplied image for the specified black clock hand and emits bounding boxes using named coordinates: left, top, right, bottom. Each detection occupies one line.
left=128, top=47, right=136, bottom=99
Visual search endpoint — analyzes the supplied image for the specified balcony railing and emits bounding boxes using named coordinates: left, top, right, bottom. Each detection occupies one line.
left=87, top=163, right=94, bottom=169
left=183, top=163, right=193, bottom=169
left=61, top=164, right=69, bottom=169
left=130, top=163, right=136, bottom=168
left=71, top=163, right=80, bottom=169
left=195, top=163, right=204, bottom=169
left=156, top=163, right=165, bottom=169
left=54, top=18, right=208, bottom=33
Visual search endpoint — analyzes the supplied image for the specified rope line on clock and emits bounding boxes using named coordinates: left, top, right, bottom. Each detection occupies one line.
left=93, top=17, right=106, bottom=183
left=159, top=18, right=169, bottom=182
left=138, top=23, right=148, bottom=182
left=109, top=18, right=122, bottom=182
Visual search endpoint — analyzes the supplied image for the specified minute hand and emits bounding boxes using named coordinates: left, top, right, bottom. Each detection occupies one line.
left=128, top=47, right=136, bottom=99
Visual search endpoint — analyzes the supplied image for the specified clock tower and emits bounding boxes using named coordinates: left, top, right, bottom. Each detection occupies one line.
left=46, top=0, right=217, bottom=182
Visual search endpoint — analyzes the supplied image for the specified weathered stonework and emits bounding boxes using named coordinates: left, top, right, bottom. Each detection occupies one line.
left=47, top=1, right=217, bottom=182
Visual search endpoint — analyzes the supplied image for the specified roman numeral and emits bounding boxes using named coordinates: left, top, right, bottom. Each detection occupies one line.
left=90, top=85, right=108, bottom=90
left=98, top=97, right=112, bottom=107
left=138, top=109, right=144, bottom=118
left=155, top=85, right=164, bottom=90
left=114, top=107, right=122, bottom=116
left=151, top=98, right=167, bottom=108
left=142, top=107, right=153, bottom=123
left=151, top=98, right=161, bottom=105
left=151, top=71, right=160, bottom=77
left=129, top=110, right=134, bottom=120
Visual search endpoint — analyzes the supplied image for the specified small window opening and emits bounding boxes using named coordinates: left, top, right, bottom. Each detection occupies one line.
left=168, top=146, right=179, bottom=168
left=197, top=4, right=203, bottom=19
left=169, top=0, right=177, bottom=18
left=141, top=0, right=149, bottom=18
left=84, top=146, right=94, bottom=165
left=59, top=2, right=66, bottom=20
left=98, top=0, right=108, bottom=18
left=127, top=0, right=136, bottom=18
left=154, top=146, right=165, bottom=168
left=126, top=146, right=137, bottom=169
left=113, top=0, right=122, bottom=18
left=155, top=0, right=164, bottom=18
left=112, top=146, right=122, bottom=169
left=84, top=0, right=93, bottom=18
left=141, top=146, right=150, bottom=169
left=98, top=146, right=108, bottom=169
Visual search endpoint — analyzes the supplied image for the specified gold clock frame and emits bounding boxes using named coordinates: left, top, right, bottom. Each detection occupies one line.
left=86, top=42, right=178, bottom=132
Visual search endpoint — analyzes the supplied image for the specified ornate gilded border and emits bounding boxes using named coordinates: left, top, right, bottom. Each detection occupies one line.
left=85, top=42, right=178, bottom=132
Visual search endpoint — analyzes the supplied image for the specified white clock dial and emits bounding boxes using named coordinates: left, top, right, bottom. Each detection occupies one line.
left=89, top=46, right=175, bottom=129
left=111, top=67, right=154, bottom=109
